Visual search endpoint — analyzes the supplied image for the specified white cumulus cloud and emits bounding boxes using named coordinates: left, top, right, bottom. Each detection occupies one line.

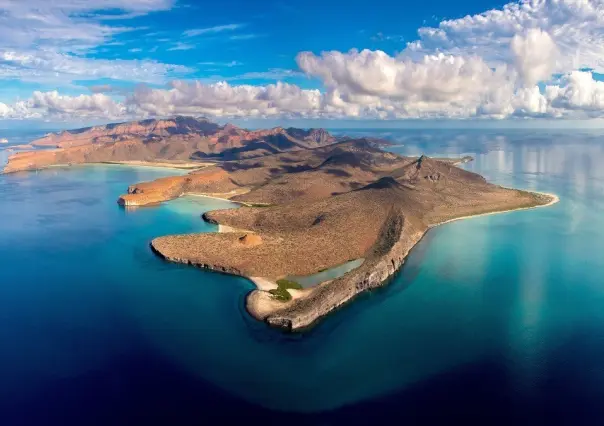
left=29, top=91, right=126, bottom=119
left=405, top=0, right=604, bottom=74
left=0, top=102, right=13, bottom=118
left=3, top=71, right=604, bottom=121
left=125, top=80, right=323, bottom=118
left=297, top=49, right=513, bottom=117
left=546, top=71, right=604, bottom=115
left=6, top=0, right=604, bottom=121
left=511, top=29, right=558, bottom=87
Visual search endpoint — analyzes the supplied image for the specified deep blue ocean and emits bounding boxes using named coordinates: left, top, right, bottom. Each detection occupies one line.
left=1, top=128, right=604, bottom=425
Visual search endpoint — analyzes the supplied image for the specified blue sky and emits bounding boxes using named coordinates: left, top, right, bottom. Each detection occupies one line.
left=78, top=0, right=509, bottom=88
left=3, top=0, right=604, bottom=126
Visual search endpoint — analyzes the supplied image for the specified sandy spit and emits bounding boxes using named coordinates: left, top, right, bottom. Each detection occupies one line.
left=431, top=191, right=560, bottom=228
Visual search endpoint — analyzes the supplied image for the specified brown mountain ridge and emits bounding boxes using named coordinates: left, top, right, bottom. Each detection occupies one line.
left=2, top=116, right=339, bottom=173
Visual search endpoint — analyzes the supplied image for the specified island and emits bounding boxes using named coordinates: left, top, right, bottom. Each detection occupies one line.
left=2, top=116, right=559, bottom=331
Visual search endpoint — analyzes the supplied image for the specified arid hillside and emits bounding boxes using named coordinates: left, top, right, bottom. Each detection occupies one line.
left=2, top=116, right=338, bottom=173
left=150, top=149, right=546, bottom=278
left=117, top=139, right=398, bottom=206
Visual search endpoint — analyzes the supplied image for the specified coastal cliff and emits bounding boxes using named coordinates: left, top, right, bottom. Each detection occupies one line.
left=257, top=209, right=424, bottom=330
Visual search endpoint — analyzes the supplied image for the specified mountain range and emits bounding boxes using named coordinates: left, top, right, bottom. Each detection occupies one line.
left=3, top=116, right=339, bottom=173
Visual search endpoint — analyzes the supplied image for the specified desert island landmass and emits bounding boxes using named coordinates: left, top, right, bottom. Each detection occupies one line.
left=2, top=116, right=559, bottom=331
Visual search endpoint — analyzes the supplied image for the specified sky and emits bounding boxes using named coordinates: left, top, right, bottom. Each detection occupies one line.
left=3, top=0, right=604, bottom=127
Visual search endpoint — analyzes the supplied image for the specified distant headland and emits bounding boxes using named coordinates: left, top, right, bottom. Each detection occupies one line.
left=2, top=116, right=559, bottom=331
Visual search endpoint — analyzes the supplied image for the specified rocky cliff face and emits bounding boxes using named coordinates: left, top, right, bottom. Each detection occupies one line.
left=257, top=209, right=426, bottom=331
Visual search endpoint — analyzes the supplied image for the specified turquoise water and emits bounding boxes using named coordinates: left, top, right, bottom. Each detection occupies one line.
left=1, top=130, right=604, bottom=425
left=0, top=129, right=50, bottom=150
left=286, top=258, right=364, bottom=288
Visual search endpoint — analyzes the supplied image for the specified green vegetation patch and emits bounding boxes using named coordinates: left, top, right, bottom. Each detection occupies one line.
left=276, top=279, right=303, bottom=290
left=269, top=288, right=292, bottom=301
left=269, top=279, right=302, bottom=302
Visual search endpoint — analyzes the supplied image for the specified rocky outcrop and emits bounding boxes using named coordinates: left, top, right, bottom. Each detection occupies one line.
left=238, top=234, right=263, bottom=247
left=284, top=128, right=335, bottom=146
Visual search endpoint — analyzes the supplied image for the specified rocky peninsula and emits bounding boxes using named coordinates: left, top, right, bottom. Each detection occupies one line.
left=147, top=148, right=556, bottom=331
left=3, top=117, right=558, bottom=331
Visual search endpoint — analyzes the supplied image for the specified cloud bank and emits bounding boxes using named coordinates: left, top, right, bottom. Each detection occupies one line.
left=5, top=0, right=604, bottom=121
left=6, top=69, right=604, bottom=121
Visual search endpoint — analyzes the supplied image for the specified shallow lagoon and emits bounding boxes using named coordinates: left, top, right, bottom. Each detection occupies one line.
left=286, top=258, right=365, bottom=288
left=1, top=130, right=604, bottom=425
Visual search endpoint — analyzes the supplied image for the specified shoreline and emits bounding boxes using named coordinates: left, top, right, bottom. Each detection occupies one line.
left=2, top=160, right=214, bottom=174
left=100, top=160, right=213, bottom=170
left=118, top=190, right=250, bottom=208
left=429, top=191, right=559, bottom=228
left=183, top=192, right=251, bottom=206
left=26, top=153, right=560, bottom=331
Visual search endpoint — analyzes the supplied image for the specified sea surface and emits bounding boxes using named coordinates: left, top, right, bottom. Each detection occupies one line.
left=0, top=128, right=54, bottom=149
left=1, top=129, right=604, bottom=425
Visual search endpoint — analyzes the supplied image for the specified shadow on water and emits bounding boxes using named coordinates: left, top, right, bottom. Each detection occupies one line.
left=0, top=341, right=273, bottom=426
left=319, top=324, right=604, bottom=426
left=3, top=325, right=603, bottom=426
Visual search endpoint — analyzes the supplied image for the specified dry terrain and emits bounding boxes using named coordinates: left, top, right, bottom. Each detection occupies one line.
left=2, top=116, right=337, bottom=174
left=145, top=140, right=556, bottom=331
left=2, top=117, right=557, bottom=331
